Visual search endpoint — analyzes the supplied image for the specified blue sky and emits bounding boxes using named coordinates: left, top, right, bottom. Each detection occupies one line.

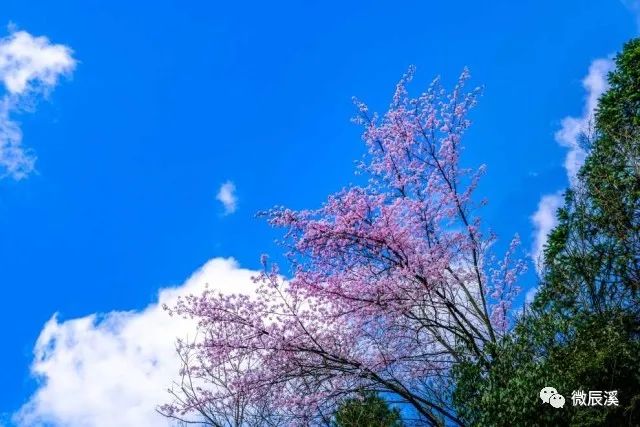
left=0, top=1, right=636, bottom=425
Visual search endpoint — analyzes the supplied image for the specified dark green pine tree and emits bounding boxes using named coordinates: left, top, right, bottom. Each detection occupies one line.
left=333, top=392, right=404, bottom=427
left=453, top=38, right=640, bottom=427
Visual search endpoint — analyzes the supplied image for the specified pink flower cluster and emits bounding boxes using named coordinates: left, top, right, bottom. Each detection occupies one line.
left=160, top=68, right=525, bottom=426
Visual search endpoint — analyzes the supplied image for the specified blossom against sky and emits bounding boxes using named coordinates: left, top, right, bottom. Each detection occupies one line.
left=0, top=1, right=637, bottom=425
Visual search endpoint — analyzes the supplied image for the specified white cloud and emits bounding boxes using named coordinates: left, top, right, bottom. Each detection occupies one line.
left=554, top=58, right=613, bottom=186
left=0, top=28, right=75, bottom=95
left=216, top=180, right=238, bottom=215
left=530, top=192, right=563, bottom=274
left=0, top=26, right=76, bottom=180
left=525, top=285, right=539, bottom=305
left=530, top=58, right=613, bottom=274
left=14, top=258, right=261, bottom=427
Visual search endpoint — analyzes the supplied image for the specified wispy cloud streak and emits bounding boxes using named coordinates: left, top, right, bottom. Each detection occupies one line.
left=216, top=180, right=238, bottom=215
left=0, top=26, right=76, bottom=179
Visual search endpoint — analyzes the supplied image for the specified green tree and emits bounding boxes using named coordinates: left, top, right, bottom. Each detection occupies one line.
left=453, top=38, right=640, bottom=426
left=333, top=392, right=404, bottom=427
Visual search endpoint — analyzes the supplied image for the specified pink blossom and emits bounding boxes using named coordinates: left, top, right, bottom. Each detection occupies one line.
left=160, top=68, right=525, bottom=426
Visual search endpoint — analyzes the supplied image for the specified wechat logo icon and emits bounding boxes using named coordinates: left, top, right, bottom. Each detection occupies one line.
left=540, top=386, right=565, bottom=408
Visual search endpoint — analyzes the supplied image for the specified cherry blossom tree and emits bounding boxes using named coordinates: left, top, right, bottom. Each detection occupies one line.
left=159, top=67, right=526, bottom=426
